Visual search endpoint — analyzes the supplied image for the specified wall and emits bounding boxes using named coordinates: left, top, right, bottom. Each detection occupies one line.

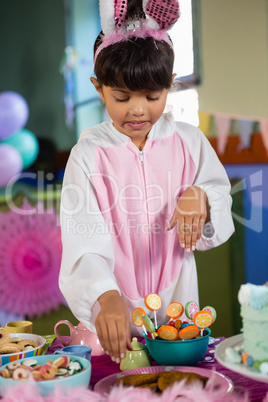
left=0, top=0, right=76, bottom=151
left=197, top=0, right=268, bottom=120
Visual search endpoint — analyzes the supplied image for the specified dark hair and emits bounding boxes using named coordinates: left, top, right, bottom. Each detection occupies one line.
left=93, top=34, right=174, bottom=91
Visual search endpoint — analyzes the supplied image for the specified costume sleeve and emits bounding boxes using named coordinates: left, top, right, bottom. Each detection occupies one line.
left=177, top=122, right=235, bottom=251
left=59, top=143, right=120, bottom=332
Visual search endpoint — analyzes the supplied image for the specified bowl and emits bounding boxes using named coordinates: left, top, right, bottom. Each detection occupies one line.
left=0, top=333, right=46, bottom=366
left=0, top=354, right=91, bottom=396
left=144, top=328, right=211, bottom=366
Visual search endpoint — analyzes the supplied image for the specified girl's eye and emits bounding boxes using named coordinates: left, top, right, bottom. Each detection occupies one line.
left=147, top=97, right=160, bottom=101
left=115, top=98, right=129, bottom=103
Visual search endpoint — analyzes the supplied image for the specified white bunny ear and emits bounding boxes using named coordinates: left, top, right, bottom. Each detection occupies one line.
left=99, top=0, right=128, bottom=35
left=143, top=0, right=180, bottom=30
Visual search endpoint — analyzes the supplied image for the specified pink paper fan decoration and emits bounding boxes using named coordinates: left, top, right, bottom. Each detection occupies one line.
left=0, top=201, right=65, bottom=317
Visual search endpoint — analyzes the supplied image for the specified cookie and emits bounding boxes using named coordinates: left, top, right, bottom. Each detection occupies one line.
left=0, top=343, right=21, bottom=354
left=0, top=328, right=10, bottom=346
left=17, top=340, right=39, bottom=350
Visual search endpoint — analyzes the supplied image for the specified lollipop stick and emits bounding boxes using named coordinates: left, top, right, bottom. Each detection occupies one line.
left=154, top=310, right=157, bottom=328
left=200, top=328, right=204, bottom=337
left=142, top=325, right=147, bottom=335
left=151, top=332, right=155, bottom=339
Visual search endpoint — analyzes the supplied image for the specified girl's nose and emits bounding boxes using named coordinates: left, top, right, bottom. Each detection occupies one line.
left=130, top=99, right=146, bottom=116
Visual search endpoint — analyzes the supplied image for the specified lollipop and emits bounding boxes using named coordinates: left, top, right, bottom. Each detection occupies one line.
left=193, top=310, right=213, bottom=336
left=142, top=314, right=155, bottom=339
left=132, top=307, right=147, bottom=334
left=157, top=325, right=178, bottom=341
left=166, top=302, right=184, bottom=321
left=203, top=306, right=217, bottom=323
left=179, top=325, right=199, bottom=340
left=185, top=301, right=199, bottom=321
left=144, top=293, right=162, bottom=328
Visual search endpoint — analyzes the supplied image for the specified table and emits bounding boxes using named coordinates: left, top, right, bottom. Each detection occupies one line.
left=47, top=336, right=268, bottom=401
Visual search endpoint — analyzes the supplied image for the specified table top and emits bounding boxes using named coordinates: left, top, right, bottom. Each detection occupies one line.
left=47, top=336, right=268, bottom=402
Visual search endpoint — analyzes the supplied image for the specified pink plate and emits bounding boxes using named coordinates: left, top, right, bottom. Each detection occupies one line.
left=94, top=365, right=233, bottom=396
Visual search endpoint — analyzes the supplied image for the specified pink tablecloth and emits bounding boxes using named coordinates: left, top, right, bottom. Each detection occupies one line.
left=48, top=336, right=268, bottom=402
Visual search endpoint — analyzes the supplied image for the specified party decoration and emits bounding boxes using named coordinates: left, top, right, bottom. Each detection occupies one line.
left=259, top=119, right=268, bottom=156
left=0, top=91, right=29, bottom=140
left=237, top=119, right=254, bottom=149
left=0, top=201, right=64, bottom=317
left=214, top=114, right=231, bottom=155
left=2, top=129, right=39, bottom=170
left=0, top=144, right=23, bottom=188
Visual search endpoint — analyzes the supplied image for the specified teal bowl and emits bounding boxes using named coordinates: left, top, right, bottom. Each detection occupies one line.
left=0, top=354, right=91, bottom=397
left=144, top=328, right=211, bottom=366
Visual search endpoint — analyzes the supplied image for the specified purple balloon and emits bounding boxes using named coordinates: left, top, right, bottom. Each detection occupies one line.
left=0, top=91, right=29, bottom=140
left=0, top=144, right=23, bottom=187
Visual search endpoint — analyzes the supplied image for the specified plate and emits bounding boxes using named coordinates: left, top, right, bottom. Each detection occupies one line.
left=215, top=334, right=268, bottom=384
left=94, top=365, right=233, bottom=396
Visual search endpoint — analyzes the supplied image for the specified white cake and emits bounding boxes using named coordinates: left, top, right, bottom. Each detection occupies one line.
left=238, top=283, right=268, bottom=361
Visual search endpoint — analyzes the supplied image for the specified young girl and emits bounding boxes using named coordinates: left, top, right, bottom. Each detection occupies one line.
left=59, top=0, right=234, bottom=364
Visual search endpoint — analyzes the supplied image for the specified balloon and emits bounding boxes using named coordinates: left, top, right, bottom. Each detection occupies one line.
left=0, top=91, right=29, bottom=140
left=0, top=144, right=23, bottom=188
left=2, top=128, right=39, bottom=170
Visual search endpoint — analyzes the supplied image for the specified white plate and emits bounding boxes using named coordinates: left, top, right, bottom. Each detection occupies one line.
left=94, top=365, right=233, bottom=396
left=215, top=334, right=268, bottom=384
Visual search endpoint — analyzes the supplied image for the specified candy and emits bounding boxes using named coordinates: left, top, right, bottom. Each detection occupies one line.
left=144, top=293, right=162, bottom=311
left=179, top=325, right=199, bottom=340
left=157, top=325, right=178, bottom=341
left=142, top=315, right=155, bottom=336
left=166, top=302, right=184, bottom=319
left=193, top=310, right=213, bottom=329
left=259, top=362, right=268, bottom=375
left=225, top=347, right=241, bottom=364
left=144, top=293, right=162, bottom=327
left=132, top=307, right=146, bottom=327
left=185, top=301, right=199, bottom=320
left=203, top=306, right=217, bottom=322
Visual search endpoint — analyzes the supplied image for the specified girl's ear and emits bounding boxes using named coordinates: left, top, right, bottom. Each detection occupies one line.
left=90, top=77, right=104, bottom=101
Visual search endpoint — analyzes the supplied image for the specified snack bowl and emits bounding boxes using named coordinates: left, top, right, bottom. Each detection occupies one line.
left=0, top=333, right=46, bottom=366
left=0, top=354, right=91, bottom=396
left=144, top=328, right=211, bottom=366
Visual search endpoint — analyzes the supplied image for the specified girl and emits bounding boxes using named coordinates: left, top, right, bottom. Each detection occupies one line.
left=59, top=0, right=234, bottom=365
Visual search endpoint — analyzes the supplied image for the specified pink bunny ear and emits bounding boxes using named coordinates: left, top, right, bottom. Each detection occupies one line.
left=143, top=0, right=180, bottom=30
left=99, top=0, right=128, bottom=34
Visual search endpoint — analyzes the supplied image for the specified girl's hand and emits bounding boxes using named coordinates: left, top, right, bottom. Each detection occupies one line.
left=96, top=290, right=132, bottom=363
left=166, top=186, right=210, bottom=252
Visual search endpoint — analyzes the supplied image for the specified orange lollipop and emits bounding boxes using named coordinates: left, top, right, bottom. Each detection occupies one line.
left=166, top=302, right=184, bottom=320
left=179, top=325, right=199, bottom=340
left=157, top=325, right=178, bottom=341
left=144, top=293, right=162, bottom=328
left=132, top=307, right=146, bottom=327
left=193, top=310, right=213, bottom=336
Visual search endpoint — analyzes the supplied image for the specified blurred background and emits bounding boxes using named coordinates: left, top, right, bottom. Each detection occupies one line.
left=0, top=0, right=267, bottom=338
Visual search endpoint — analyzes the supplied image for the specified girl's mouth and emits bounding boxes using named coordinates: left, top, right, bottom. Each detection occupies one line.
left=126, top=121, right=148, bottom=130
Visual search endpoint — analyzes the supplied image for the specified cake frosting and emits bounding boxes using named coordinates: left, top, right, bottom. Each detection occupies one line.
left=238, top=283, right=268, bottom=361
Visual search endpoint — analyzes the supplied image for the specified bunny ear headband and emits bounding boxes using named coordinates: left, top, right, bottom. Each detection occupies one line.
left=95, top=0, right=180, bottom=62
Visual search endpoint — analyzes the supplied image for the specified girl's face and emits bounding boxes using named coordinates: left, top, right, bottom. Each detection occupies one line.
left=91, top=79, right=169, bottom=150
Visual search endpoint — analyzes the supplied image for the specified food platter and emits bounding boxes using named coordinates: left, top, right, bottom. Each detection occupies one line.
left=94, top=365, right=233, bottom=396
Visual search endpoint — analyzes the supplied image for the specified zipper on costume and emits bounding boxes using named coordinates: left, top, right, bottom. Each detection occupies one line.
left=138, top=150, right=153, bottom=294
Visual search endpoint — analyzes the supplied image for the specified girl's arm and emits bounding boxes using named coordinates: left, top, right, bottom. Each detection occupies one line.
left=59, top=143, right=131, bottom=361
